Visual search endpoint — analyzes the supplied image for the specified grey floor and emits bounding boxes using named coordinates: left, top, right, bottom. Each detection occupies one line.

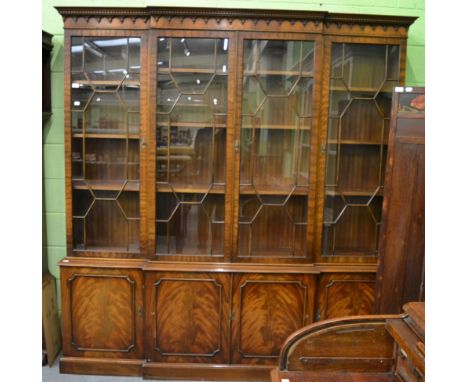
left=42, top=354, right=204, bottom=382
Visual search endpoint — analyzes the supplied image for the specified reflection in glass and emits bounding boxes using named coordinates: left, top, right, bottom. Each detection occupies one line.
left=156, top=193, right=224, bottom=255
left=399, top=93, right=425, bottom=112
left=239, top=39, right=315, bottom=258
left=71, top=37, right=141, bottom=135
left=323, top=43, right=399, bottom=256
left=155, top=37, right=228, bottom=256
left=70, top=37, right=141, bottom=252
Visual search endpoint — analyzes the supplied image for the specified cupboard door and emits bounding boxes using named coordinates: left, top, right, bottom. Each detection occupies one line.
left=315, top=273, right=376, bottom=321
left=69, top=35, right=144, bottom=256
left=153, top=32, right=235, bottom=260
left=60, top=266, right=144, bottom=358
left=320, top=41, right=401, bottom=259
left=234, top=35, right=319, bottom=262
left=145, top=272, right=230, bottom=363
left=231, top=273, right=315, bottom=364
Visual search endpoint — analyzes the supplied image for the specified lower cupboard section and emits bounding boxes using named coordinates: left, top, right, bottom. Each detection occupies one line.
left=145, top=272, right=316, bottom=365
left=60, top=266, right=376, bottom=377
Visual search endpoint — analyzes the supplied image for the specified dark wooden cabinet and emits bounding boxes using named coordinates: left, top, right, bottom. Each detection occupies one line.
left=43, top=31, right=53, bottom=121
left=375, top=88, right=425, bottom=314
left=56, top=6, right=417, bottom=379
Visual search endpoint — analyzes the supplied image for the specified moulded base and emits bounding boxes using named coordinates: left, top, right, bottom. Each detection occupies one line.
left=59, top=357, right=273, bottom=381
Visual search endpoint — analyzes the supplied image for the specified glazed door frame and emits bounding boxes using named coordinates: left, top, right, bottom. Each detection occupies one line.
left=232, top=31, right=324, bottom=264
left=147, top=29, right=237, bottom=262
left=64, top=29, right=150, bottom=258
left=313, top=35, right=408, bottom=264
left=61, top=266, right=145, bottom=359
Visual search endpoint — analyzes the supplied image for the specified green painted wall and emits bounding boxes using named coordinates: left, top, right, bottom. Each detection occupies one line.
left=42, top=0, right=424, bottom=308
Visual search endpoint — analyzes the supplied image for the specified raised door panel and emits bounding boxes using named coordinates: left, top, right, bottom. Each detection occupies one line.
left=145, top=272, right=230, bottom=363
left=231, top=273, right=315, bottom=365
left=315, top=273, right=376, bottom=321
left=60, top=266, right=144, bottom=358
left=233, top=34, right=322, bottom=263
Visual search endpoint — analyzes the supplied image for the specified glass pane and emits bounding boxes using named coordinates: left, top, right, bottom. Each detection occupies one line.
left=244, top=40, right=313, bottom=74
left=342, top=44, right=386, bottom=90
left=71, top=37, right=84, bottom=72
left=70, top=36, right=141, bottom=252
left=155, top=37, right=228, bottom=256
left=238, top=39, right=315, bottom=258
left=156, top=193, right=224, bottom=255
left=322, top=43, right=399, bottom=256
left=238, top=195, right=307, bottom=257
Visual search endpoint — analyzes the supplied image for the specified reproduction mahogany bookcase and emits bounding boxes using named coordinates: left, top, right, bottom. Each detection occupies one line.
left=56, top=6, right=416, bottom=379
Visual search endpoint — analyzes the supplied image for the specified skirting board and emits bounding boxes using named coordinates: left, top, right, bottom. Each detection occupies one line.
left=59, top=357, right=144, bottom=377
left=142, top=362, right=273, bottom=380
left=60, top=357, right=274, bottom=381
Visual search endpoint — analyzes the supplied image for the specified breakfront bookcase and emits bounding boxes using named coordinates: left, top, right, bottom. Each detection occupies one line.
left=56, top=6, right=416, bottom=379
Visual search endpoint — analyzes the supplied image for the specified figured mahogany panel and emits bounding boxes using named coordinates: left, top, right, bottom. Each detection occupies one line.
left=145, top=272, right=230, bottom=363
left=60, top=267, right=144, bottom=359
left=316, top=273, right=376, bottom=321
left=231, top=273, right=315, bottom=365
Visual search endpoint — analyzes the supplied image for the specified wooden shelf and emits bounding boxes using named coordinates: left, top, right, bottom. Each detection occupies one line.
left=159, top=103, right=221, bottom=108
left=157, top=147, right=195, bottom=155
left=325, top=189, right=383, bottom=197
left=158, top=67, right=228, bottom=75
left=243, top=70, right=313, bottom=77
left=240, top=185, right=308, bottom=195
left=73, top=244, right=140, bottom=253
left=72, top=79, right=140, bottom=87
left=72, top=179, right=140, bottom=192
left=241, top=124, right=310, bottom=130
left=71, top=160, right=139, bottom=165
left=323, top=249, right=379, bottom=257
left=330, top=85, right=395, bottom=94
left=72, top=128, right=139, bottom=136
left=155, top=184, right=307, bottom=196
left=157, top=121, right=227, bottom=128
left=328, top=139, right=387, bottom=146
left=156, top=184, right=225, bottom=194
left=73, top=133, right=140, bottom=139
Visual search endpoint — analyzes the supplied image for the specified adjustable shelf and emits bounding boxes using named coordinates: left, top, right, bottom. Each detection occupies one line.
left=72, top=179, right=140, bottom=192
